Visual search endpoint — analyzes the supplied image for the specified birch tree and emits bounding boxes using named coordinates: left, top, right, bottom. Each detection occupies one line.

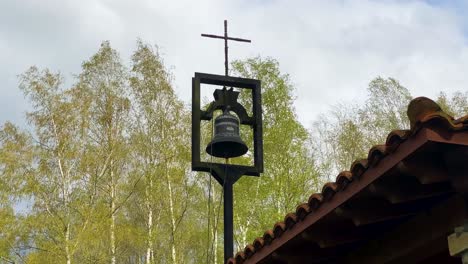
left=75, top=41, right=131, bottom=264
left=129, top=41, right=191, bottom=264
left=0, top=122, right=33, bottom=263
left=16, top=67, right=92, bottom=263
left=310, top=77, right=467, bottom=179
left=436, top=91, right=468, bottom=118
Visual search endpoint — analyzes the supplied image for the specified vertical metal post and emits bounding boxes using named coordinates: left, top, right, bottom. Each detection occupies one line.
left=224, top=20, right=228, bottom=76
left=224, top=180, right=234, bottom=263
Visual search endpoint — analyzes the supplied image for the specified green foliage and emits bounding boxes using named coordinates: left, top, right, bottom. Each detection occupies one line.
left=231, top=57, right=319, bottom=250
left=436, top=91, right=468, bottom=118
left=0, top=40, right=194, bottom=264
left=311, top=77, right=467, bottom=180
left=310, top=77, right=412, bottom=177
left=128, top=40, right=192, bottom=264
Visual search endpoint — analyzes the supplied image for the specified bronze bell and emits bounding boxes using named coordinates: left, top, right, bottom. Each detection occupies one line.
left=206, top=110, right=248, bottom=158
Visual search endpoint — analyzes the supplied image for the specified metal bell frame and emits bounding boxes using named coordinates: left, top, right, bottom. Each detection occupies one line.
left=192, top=72, right=263, bottom=185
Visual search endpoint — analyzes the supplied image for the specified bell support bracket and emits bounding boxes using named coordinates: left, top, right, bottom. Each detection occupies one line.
left=202, top=88, right=254, bottom=126
left=192, top=72, right=263, bottom=185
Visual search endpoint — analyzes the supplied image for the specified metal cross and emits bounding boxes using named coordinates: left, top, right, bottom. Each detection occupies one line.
left=202, top=20, right=251, bottom=76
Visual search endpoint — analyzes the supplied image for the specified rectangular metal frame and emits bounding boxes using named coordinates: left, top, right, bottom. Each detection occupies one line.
left=192, top=72, right=263, bottom=178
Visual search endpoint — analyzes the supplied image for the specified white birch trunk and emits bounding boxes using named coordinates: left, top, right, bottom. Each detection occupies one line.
left=236, top=177, right=261, bottom=253
left=110, top=162, right=116, bottom=264
left=145, top=178, right=153, bottom=264
left=166, top=172, right=177, bottom=264
left=239, top=225, right=247, bottom=251
left=65, top=222, right=71, bottom=264
left=213, top=226, right=218, bottom=264
left=212, top=185, right=218, bottom=264
left=110, top=192, right=116, bottom=264
left=55, top=120, right=73, bottom=264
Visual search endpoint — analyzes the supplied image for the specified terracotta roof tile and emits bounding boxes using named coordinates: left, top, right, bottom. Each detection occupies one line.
left=244, top=244, right=255, bottom=258
left=350, top=159, right=368, bottom=179
left=234, top=252, right=245, bottom=264
left=367, top=145, right=387, bottom=166
left=307, top=193, right=323, bottom=211
left=284, top=213, right=297, bottom=229
left=253, top=237, right=264, bottom=251
left=385, top=129, right=410, bottom=150
left=273, top=222, right=286, bottom=238
left=455, top=115, right=468, bottom=125
left=295, top=203, right=310, bottom=220
left=228, top=97, right=468, bottom=264
left=262, top=230, right=274, bottom=245
left=335, top=171, right=353, bottom=191
left=407, top=96, right=445, bottom=129
left=252, top=237, right=264, bottom=251
left=321, top=182, right=338, bottom=201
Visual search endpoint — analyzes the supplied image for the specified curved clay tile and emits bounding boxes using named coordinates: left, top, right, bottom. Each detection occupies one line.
left=295, top=203, right=310, bottom=220
left=336, top=171, right=353, bottom=191
left=350, top=159, right=368, bottom=179
left=284, top=213, right=297, bottom=229
left=420, top=112, right=458, bottom=131
left=385, top=130, right=410, bottom=151
left=244, top=244, right=255, bottom=258
left=322, top=182, right=338, bottom=201
left=273, top=222, right=286, bottom=238
left=253, top=237, right=264, bottom=251
left=455, top=115, right=468, bottom=125
left=234, top=252, right=245, bottom=263
left=308, top=193, right=323, bottom=211
left=367, top=145, right=388, bottom=166
left=263, top=230, right=274, bottom=245
left=407, top=97, right=449, bottom=130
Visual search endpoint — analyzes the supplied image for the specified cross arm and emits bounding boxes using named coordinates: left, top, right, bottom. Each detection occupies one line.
left=201, top=34, right=251, bottom=43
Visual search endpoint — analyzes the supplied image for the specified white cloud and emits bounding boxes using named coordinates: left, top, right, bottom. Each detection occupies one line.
left=0, top=0, right=467, bottom=129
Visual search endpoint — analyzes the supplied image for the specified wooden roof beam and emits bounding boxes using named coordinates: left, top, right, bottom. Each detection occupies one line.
left=298, top=222, right=368, bottom=249
left=270, top=252, right=332, bottom=264
left=342, top=194, right=466, bottom=264
left=444, top=144, right=468, bottom=195
left=334, top=197, right=418, bottom=226
left=269, top=240, right=349, bottom=264
left=398, top=157, right=448, bottom=184
left=368, top=174, right=452, bottom=204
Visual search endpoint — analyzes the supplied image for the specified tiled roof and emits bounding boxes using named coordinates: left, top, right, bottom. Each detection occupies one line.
left=228, top=97, right=468, bottom=264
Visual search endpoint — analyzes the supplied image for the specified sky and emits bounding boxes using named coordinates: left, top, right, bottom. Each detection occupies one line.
left=1, top=0, right=468, bottom=130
